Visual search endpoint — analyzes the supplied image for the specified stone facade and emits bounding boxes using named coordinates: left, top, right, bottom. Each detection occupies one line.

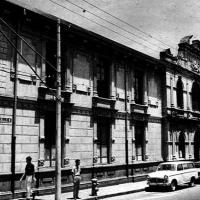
left=0, top=1, right=163, bottom=195
left=161, top=36, right=200, bottom=162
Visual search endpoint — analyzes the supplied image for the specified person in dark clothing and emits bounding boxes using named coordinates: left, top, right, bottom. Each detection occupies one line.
left=20, top=156, right=36, bottom=200
left=72, top=159, right=81, bottom=199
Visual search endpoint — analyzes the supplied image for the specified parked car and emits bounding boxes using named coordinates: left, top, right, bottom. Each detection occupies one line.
left=147, top=161, right=198, bottom=191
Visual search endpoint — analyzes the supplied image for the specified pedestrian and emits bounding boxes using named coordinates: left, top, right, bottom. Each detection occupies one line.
left=20, top=156, right=36, bottom=200
left=72, top=159, right=81, bottom=199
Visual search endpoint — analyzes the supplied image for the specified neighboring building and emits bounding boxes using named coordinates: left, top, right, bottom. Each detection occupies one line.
left=161, top=35, right=200, bottom=162
left=0, top=0, right=164, bottom=196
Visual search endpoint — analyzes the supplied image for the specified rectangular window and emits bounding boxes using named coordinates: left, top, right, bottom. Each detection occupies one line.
left=97, top=118, right=110, bottom=164
left=18, top=36, right=42, bottom=76
left=134, top=70, right=143, bottom=104
left=97, top=59, right=110, bottom=98
left=135, top=125, right=144, bottom=161
left=45, top=111, right=56, bottom=167
left=45, top=41, right=57, bottom=89
left=73, top=52, right=90, bottom=92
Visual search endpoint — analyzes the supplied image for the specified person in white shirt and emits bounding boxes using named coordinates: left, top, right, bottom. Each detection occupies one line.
left=72, top=159, right=81, bottom=199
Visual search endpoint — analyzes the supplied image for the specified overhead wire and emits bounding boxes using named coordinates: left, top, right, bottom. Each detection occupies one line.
left=64, top=0, right=165, bottom=51
left=0, top=26, right=59, bottom=100
left=0, top=17, right=57, bottom=72
left=48, top=0, right=161, bottom=54
left=79, top=0, right=176, bottom=50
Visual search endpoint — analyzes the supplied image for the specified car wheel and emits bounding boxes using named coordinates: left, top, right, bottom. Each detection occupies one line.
left=170, top=180, right=177, bottom=191
left=189, top=177, right=195, bottom=187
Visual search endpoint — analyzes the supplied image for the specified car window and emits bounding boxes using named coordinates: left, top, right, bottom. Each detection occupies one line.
left=157, top=164, right=176, bottom=171
left=183, top=163, right=189, bottom=170
left=194, top=162, right=200, bottom=168
left=187, top=163, right=194, bottom=169
left=177, top=164, right=183, bottom=171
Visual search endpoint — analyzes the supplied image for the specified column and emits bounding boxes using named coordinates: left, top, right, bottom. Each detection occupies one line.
left=143, top=125, right=148, bottom=161
left=172, top=131, right=176, bottom=159
left=170, top=76, right=174, bottom=107
left=110, top=62, right=116, bottom=99
left=93, top=55, right=98, bottom=97
left=131, top=124, right=136, bottom=161
left=188, top=131, right=191, bottom=159
left=143, top=71, right=148, bottom=105
left=131, top=70, right=135, bottom=104
left=93, top=120, right=98, bottom=163
left=111, top=122, right=115, bottom=163
left=186, top=82, right=190, bottom=110
left=65, top=49, right=72, bottom=92
left=40, top=41, right=46, bottom=86
left=39, top=114, right=45, bottom=162
left=63, top=117, right=70, bottom=166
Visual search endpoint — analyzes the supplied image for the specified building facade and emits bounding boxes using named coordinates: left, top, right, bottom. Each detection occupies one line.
left=1, top=0, right=164, bottom=196
left=161, top=36, right=200, bottom=162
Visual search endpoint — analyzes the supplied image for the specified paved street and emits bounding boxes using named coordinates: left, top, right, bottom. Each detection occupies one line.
left=107, top=184, right=200, bottom=200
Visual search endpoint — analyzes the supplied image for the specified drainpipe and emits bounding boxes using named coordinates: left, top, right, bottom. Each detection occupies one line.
left=11, top=19, right=20, bottom=198
left=124, top=63, right=129, bottom=177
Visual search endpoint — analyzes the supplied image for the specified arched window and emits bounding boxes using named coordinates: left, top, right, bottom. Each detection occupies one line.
left=176, top=77, right=184, bottom=109
left=179, top=132, right=185, bottom=159
left=192, top=82, right=200, bottom=111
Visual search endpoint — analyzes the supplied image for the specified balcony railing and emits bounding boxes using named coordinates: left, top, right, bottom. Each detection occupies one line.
left=166, top=107, right=200, bottom=120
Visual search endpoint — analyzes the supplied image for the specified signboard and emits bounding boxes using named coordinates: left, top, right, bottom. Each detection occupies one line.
left=0, top=117, right=12, bottom=123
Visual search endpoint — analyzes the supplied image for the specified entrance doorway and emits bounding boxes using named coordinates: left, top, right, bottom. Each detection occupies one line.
left=179, top=132, right=185, bottom=159
left=45, top=111, right=56, bottom=167
left=194, top=131, right=200, bottom=161
left=97, top=117, right=111, bottom=164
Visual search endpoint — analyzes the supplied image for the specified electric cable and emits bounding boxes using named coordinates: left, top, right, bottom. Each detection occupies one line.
left=0, top=17, right=57, bottom=72
left=64, top=0, right=165, bottom=51
left=79, top=0, right=176, bottom=50
left=0, top=27, right=60, bottom=101
left=49, top=0, right=161, bottom=53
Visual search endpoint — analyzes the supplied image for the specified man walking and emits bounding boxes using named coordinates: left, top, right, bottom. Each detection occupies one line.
left=72, top=159, right=81, bottom=199
left=20, top=156, right=36, bottom=200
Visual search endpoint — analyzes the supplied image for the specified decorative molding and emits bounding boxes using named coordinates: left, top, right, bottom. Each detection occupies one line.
left=111, top=156, right=116, bottom=163
left=93, top=156, right=98, bottom=163
left=73, top=106, right=92, bottom=116
left=148, top=116, right=162, bottom=123
left=39, top=136, right=45, bottom=143
left=63, top=158, right=70, bottom=166
left=38, top=159, right=45, bottom=167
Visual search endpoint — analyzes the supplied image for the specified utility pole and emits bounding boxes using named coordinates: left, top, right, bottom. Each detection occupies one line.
left=55, top=18, right=61, bottom=200
left=11, top=19, right=20, bottom=198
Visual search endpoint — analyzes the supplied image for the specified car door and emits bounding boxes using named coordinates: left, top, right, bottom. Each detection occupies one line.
left=182, top=163, right=190, bottom=183
left=177, top=164, right=184, bottom=185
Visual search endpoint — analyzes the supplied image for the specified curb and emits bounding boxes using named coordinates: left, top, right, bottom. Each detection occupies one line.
left=82, top=187, right=145, bottom=200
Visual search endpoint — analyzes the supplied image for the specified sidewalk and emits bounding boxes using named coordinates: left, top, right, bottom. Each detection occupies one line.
left=32, top=181, right=148, bottom=200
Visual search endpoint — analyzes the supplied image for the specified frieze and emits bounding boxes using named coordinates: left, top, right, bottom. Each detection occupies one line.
left=148, top=116, right=162, bottom=123
left=131, top=112, right=149, bottom=122
left=93, top=107, right=117, bottom=118
left=73, top=106, right=92, bottom=116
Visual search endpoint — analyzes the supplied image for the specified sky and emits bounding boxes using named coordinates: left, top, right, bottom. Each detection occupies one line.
left=6, top=0, right=200, bottom=59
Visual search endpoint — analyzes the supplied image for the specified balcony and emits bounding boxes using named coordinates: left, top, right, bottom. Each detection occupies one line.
left=130, top=103, right=149, bottom=122
left=166, top=107, right=200, bottom=121
left=92, top=96, right=117, bottom=118
left=38, top=85, right=71, bottom=103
